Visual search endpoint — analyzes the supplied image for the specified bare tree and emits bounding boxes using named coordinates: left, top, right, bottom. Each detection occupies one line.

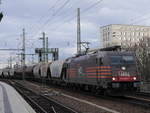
left=121, top=36, right=150, bottom=82
left=127, top=37, right=150, bottom=82
left=137, top=37, right=150, bottom=82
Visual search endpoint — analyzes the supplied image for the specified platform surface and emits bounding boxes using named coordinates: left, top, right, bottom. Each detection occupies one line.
left=0, top=81, right=36, bottom=113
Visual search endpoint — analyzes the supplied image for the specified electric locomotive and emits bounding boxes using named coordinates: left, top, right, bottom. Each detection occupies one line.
left=65, top=47, right=140, bottom=95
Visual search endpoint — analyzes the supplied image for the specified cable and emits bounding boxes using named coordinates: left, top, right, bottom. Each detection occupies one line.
left=37, top=0, right=61, bottom=23
left=128, top=12, right=150, bottom=24
left=30, top=0, right=84, bottom=39
left=28, top=0, right=62, bottom=37
left=40, top=0, right=70, bottom=30
left=47, top=0, right=103, bottom=31
left=0, top=0, right=2, bottom=10
left=31, top=0, right=71, bottom=39
left=82, top=0, right=103, bottom=13
left=129, top=15, right=150, bottom=24
left=26, top=0, right=103, bottom=60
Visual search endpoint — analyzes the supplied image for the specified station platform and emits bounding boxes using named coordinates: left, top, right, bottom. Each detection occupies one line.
left=0, top=81, right=36, bottom=113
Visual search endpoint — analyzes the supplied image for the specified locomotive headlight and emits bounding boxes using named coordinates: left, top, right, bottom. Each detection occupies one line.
left=112, top=77, right=116, bottom=81
left=121, top=67, right=126, bottom=70
left=133, top=77, right=137, bottom=80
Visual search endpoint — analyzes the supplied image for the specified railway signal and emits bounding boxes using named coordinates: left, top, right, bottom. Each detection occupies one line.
left=35, top=48, right=59, bottom=62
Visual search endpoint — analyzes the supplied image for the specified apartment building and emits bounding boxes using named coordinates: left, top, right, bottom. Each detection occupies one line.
left=101, top=24, right=150, bottom=48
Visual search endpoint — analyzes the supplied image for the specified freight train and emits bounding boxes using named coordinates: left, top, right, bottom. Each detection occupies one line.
left=0, top=46, right=140, bottom=95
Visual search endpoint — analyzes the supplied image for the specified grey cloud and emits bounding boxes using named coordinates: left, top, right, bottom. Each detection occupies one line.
left=0, top=0, right=150, bottom=67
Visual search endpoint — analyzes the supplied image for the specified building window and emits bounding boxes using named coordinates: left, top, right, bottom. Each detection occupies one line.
left=139, top=32, right=140, bottom=36
left=124, top=37, right=126, bottom=40
left=141, top=33, right=144, bottom=36
left=128, top=37, right=131, bottom=41
left=133, top=32, right=135, bottom=36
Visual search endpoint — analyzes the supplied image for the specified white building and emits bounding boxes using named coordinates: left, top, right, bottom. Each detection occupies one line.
left=100, top=24, right=150, bottom=48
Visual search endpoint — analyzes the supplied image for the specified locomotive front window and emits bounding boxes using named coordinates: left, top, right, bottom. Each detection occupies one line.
left=122, top=56, right=134, bottom=64
left=111, top=56, right=122, bottom=64
left=111, top=55, right=134, bottom=64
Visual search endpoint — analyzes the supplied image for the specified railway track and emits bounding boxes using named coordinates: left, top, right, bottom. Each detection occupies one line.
left=35, top=79, right=150, bottom=109
left=123, top=93, right=150, bottom=108
left=1, top=79, right=150, bottom=113
left=4, top=80, right=79, bottom=113
left=125, top=96, right=150, bottom=107
left=19, top=79, right=150, bottom=109
left=136, top=92, right=150, bottom=98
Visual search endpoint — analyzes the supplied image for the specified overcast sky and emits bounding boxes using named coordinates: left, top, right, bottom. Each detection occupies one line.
left=0, top=0, right=150, bottom=68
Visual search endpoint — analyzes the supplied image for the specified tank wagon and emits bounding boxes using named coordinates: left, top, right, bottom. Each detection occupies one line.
left=9, top=68, right=14, bottom=78
left=3, top=68, right=9, bottom=78
left=40, top=62, right=51, bottom=79
left=0, top=68, right=13, bottom=79
left=25, top=65, right=35, bottom=79
left=50, top=60, right=65, bottom=79
left=3, top=68, right=10, bottom=78
left=33, top=62, right=44, bottom=79
left=14, top=67, right=24, bottom=79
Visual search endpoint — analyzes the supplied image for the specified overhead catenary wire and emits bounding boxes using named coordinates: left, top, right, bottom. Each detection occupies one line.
left=35, top=0, right=61, bottom=23
left=32, top=0, right=103, bottom=37
left=22, top=0, right=104, bottom=63
left=32, top=0, right=71, bottom=39
left=30, top=0, right=93, bottom=39
left=27, top=0, right=104, bottom=55
left=126, top=10, right=150, bottom=25
left=47, top=0, right=104, bottom=31
left=81, top=0, right=103, bottom=13
left=40, top=0, right=70, bottom=29
left=129, top=15, right=150, bottom=25
left=50, top=0, right=103, bottom=31
left=31, top=0, right=79, bottom=36
left=0, top=0, right=2, bottom=10
left=28, top=0, right=62, bottom=37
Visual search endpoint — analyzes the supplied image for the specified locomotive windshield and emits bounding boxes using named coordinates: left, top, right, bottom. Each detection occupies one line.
left=111, top=55, right=135, bottom=64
